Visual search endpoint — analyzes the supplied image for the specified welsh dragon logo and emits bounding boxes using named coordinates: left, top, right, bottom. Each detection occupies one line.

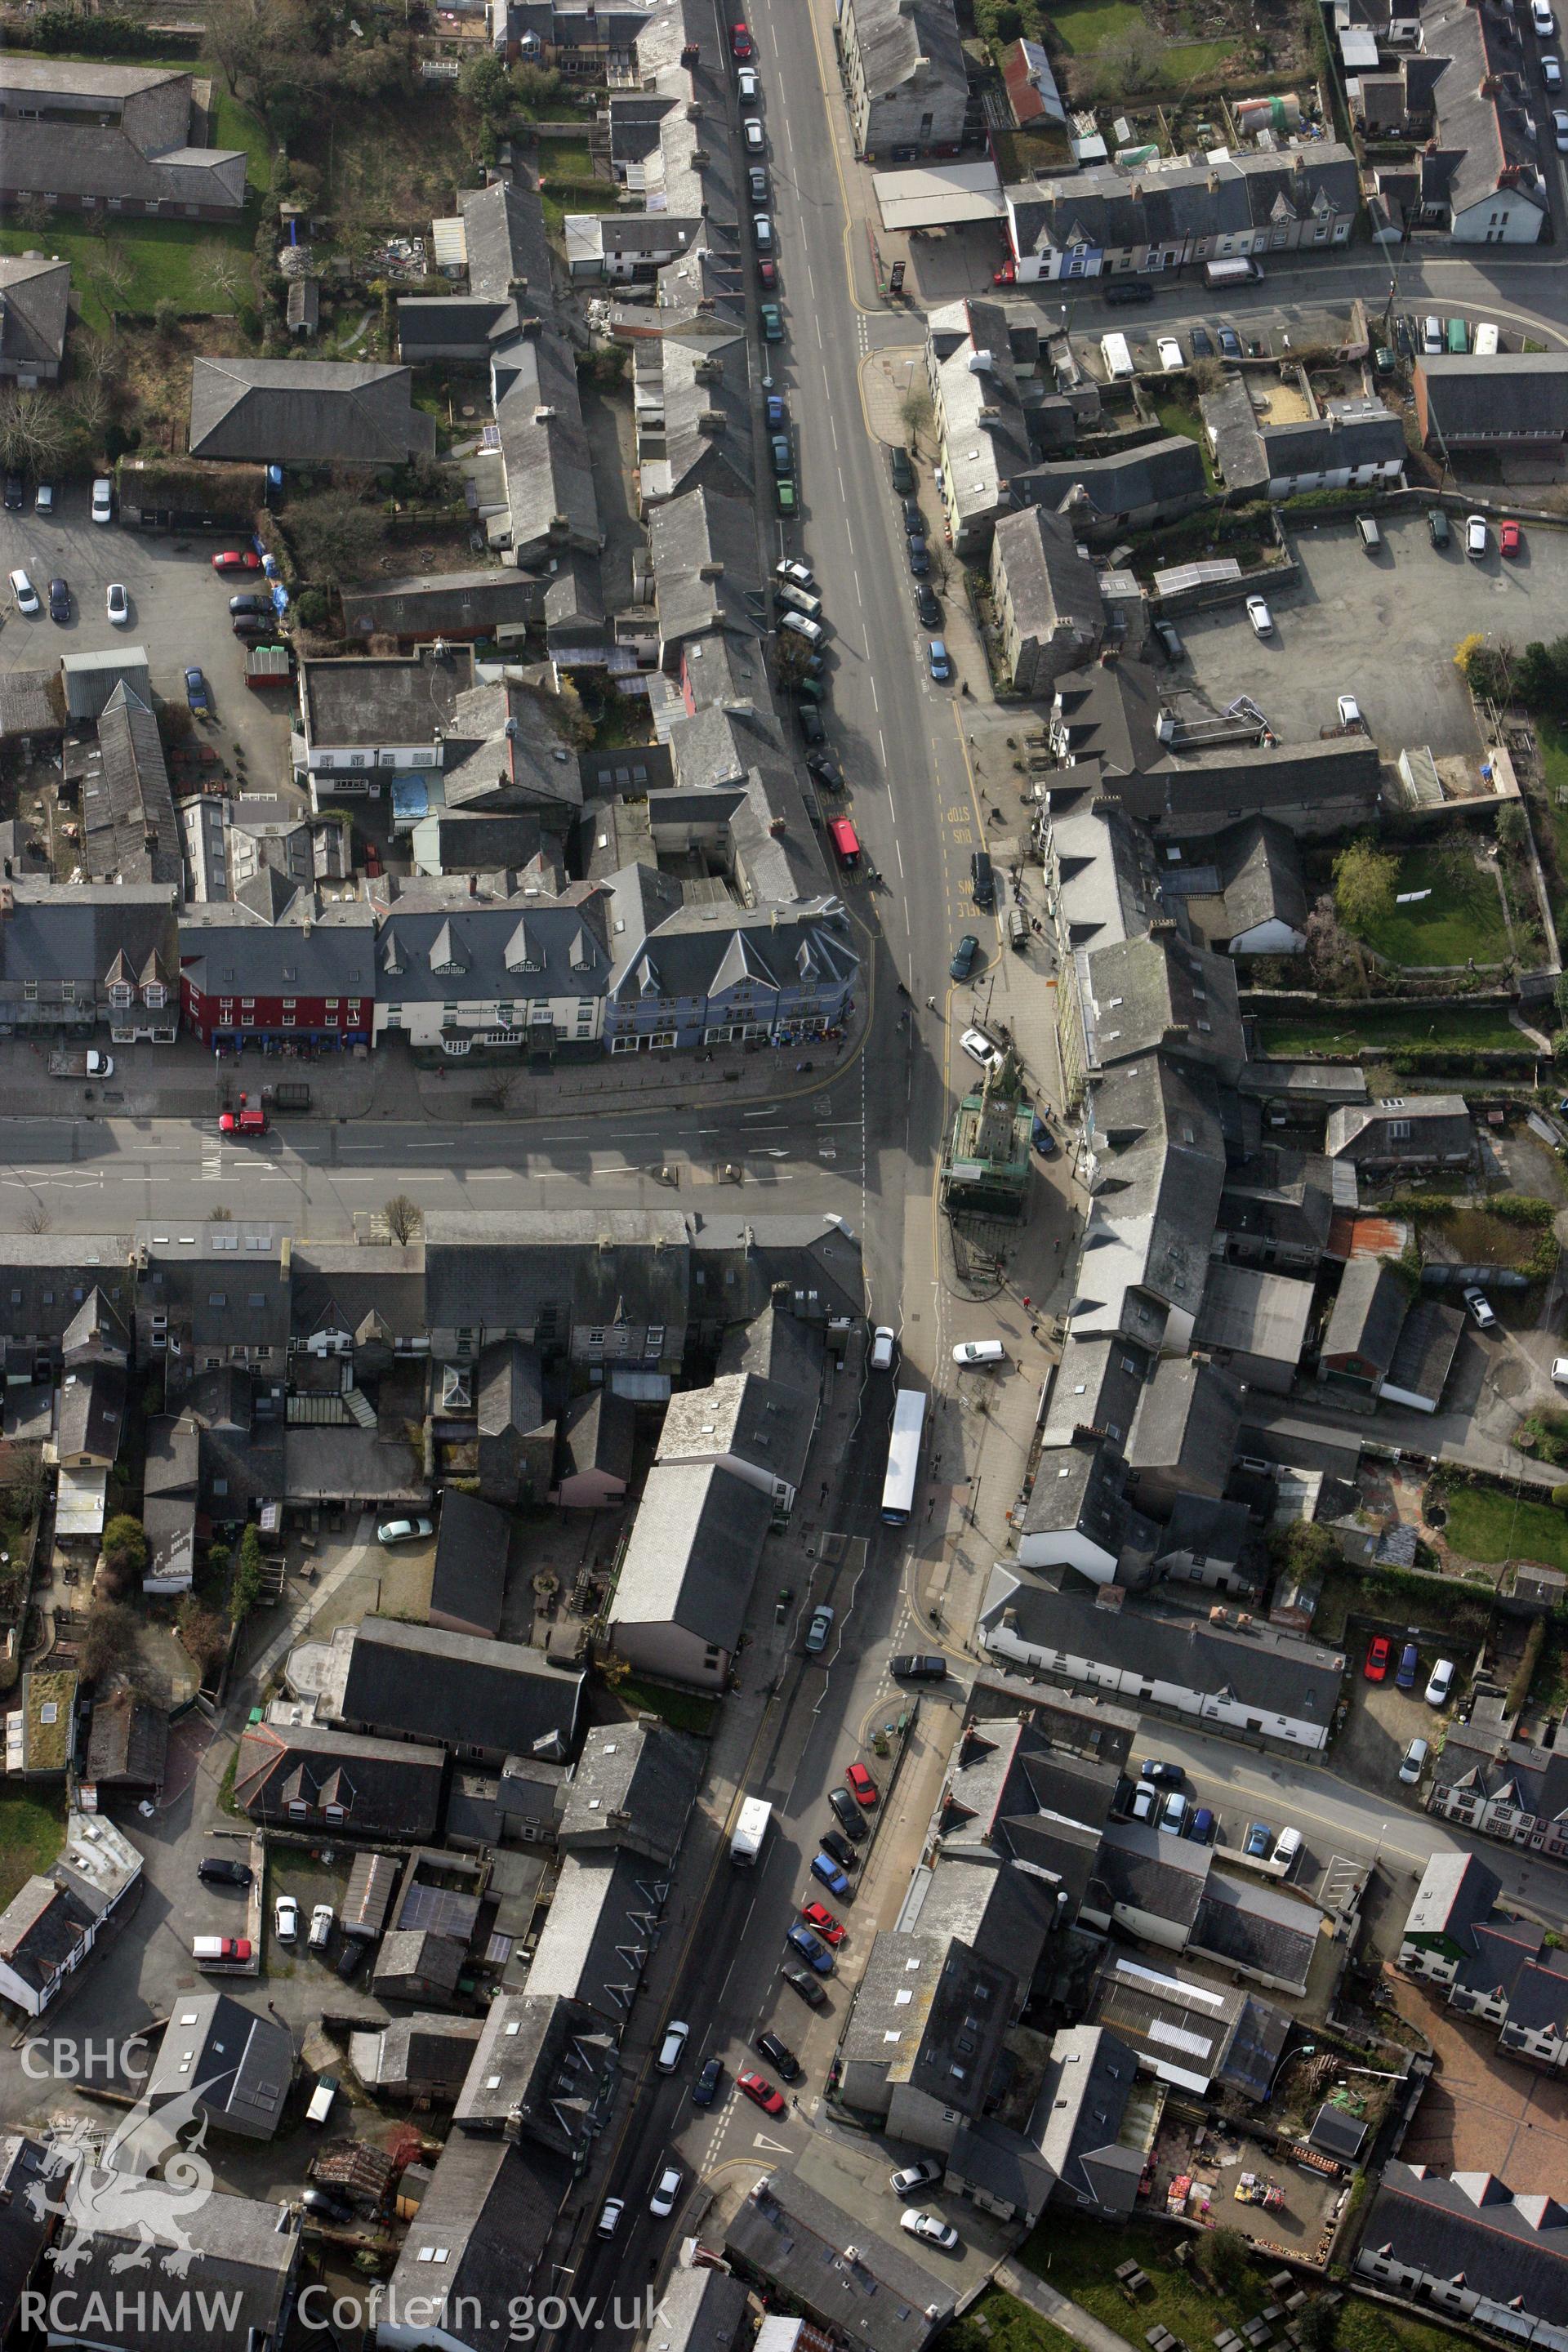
left=25, top=2086, right=215, bottom=2278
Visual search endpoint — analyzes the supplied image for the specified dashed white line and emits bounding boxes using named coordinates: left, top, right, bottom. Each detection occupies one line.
left=894, top=838, right=905, bottom=877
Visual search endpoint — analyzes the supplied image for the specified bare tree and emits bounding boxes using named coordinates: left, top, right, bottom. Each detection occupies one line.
left=81, top=1601, right=140, bottom=1686
left=19, top=1200, right=53, bottom=1235
left=0, top=390, right=67, bottom=474
left=288, top=487, right=386, bottom=586
left=91, top=241, right=136, bottom=330
left=383, top=1193, right=421, bottom=1243
left=194, top=239, right=252, bottom=311
left=898, top=385, right=933, bottom=451
left=12, top=194, right=51, bottom=238
left=69, top=377, right=114, bottom=439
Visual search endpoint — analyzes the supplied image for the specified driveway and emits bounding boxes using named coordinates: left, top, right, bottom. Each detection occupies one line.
left=1179, top=508, right=1568, bottom=760
left=0, top=483, right=296, bottom=786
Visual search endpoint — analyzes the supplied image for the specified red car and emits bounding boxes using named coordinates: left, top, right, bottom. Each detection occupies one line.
left=844, top=1763, right=880, bottom=1807
left=800, top=1900, right=845, bottom=1945
left=1364, top=1634, right=1391, bottom=1682
left=992, top=261, right=1017, bottom=286
left=1500, top=519, right=1522, bottom=558
left=737, top=2070, right=786, bottom=2115
left=757, top=257, right=777, bottom=289
left=731, top=19, right=752, bottom=56
left=212, top=549, right=262, bottom=573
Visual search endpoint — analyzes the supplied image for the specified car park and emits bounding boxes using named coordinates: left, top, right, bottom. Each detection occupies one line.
left=950, top=934, right=979, bottom=980
left=755, top=2037, right=799, bottom=2087
left=891, top=2158, right=943, bottom=2198
left=693, top=2056, right=724, bottom=2108
left=782, top=1962, right=826, bottom=2007
left=953, top=1339, right=1005, bottom=1366
left=1160, top=1791, right=1190, bottom=1836
left=650, top=2163, right=683, bottom=2219
left=1428, top=507, right=1451, bottom=548
left=1273, top=1825, right=1303, bottom=1869
left=274, top=1895, right=299, bottom=1940
left=928, top=637, right=951, bottom=682
left=786, top=1922, right=835, bottom=1974
left=1246, top=594, right=1273, bottom=635
left=820, top=1828, right=859, bottom=1870
left=47, top=578, right=69, bottom=622
left=595, top=2198, right=625, bottom=2238
left=891, top=1653, right=945, bottom=1681
left=1426, top=1656, right=1456, bottom=1707
left=906, top=534, right=929, bottom=576
left=1217, top=325, right=1242, bottom=359
left=804, top=1602, right=834, bottom=1654
left=800, top=1900, right=845, bottom=1944
left=376, top=1516, right=433, bottom=1545
left=902, top=2212, right=960, bottom=2251
left=915, top=582, right=942, bottom=627
left=845, top=1762, right=879, bottom=1806
left=91, top=477, right=114, bottom=524
left=185, top=667, right=210, bottom=715
left=810, top=1851, right=852, bottom=1897
left=198, top=1857, right=253, bottom=1887
left=828, top=1786, right=868, bottom=1839
left=1399, top=1736, right=1430, bottom=1785
left=959, top=1027, right=1004, bottom=1074
left=657, top=2019, right=690, bottom=2073
left=1501, top=519, right=1523, bottom=555
left=1365, top=1634, right=1392, bottom=1682
left=738, top=2070, right=786, bottom=2114
left=1466, top=514, right=1489, bottom=559
left=1243, top=1820, right=1272, bottom=1859
left=1463, top=1285, right=1496, bottom=1328
left=870, top=1326, right=896, bottom=1371
left=7, top=570, right=39, bottom=617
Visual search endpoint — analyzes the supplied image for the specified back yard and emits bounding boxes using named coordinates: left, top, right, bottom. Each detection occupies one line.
left=0, top=1787, right=65, bottom=1912
left=1253, top=1004, right=1522, bottom=1058
left=1441, top=1483, right=1568, bottom=1575
left=1343, top=844, right=1513, bottom=969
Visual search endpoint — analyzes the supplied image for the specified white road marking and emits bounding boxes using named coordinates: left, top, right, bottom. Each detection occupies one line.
left=894, top=836, right=904, bottom=877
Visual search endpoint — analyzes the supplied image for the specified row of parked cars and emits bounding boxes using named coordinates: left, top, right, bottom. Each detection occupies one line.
left=1120, top=1760, right=1304, bottom=1867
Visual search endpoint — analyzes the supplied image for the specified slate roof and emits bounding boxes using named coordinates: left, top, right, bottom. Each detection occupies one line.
left=146, top=1993, right=292, bottom=2136
left=0, top=61, right=246, bottom=212
left=1127, top=1354, right=1243, bottom=1494
left=430, top=1490, right=511, bottom=1637
left=84, top=1682, right=167, bottom=1787
left=656, top=1370, right=814, bottom=1491
left=1218, top=1145, right=1335, bottom=1263
left=608, top=1459, right=773, bottom=1650
left=351, top=2013, right=483, bottom=2096
left=1193, top=1262, right=1313, bottom=1370
left=1190, top=1874, right=1323, bottom=1994
left=1071, top=1053, right=1225, bottom=1348
left=1023, top=435, right=1208, bottom=522
left=648, top=483, right=764, bottom=645
left=377, top=894, right=610, bottom=1008
left=1021, top=1432, right=1129, bottom=1556
left=0, top=2136, right=51, bottom=2336
left=645, top=2268, right=753, bottom=2352
left=1082, top=929, right=1245, bottom=1077
left=46, top=2191, right=298, bottom=2352
left=527, top=1850, right=667, bottom=2019
left=189, top=359, right=435, bottom=466
left=904, top=1851, right=1060, bottom=1980
left=1360, top=2163, right=1568, bottom=2324
left=385, top=2131, right=570, bottom=2332
left=994, top=501, right=1105, bottom=642
left=0, top=1878, right=94, bottom=1995
left=0, top=881, right=176, bottom=1002
left=558, top=1719, right=705, bottom=1860
left=1006, top=144, right=1359, bottom=259
left=1385, top=1297, right=1464, bottom=1408
left=0, top=669, right=62, bottom=741
left=178, top=906, right=376, bottom=1001
left=980, top=1568, right=1346, bottom=1727
left=1322, top=1256, right=1408, bottom=1373
left=557, top=1387, right=635, bottom=1486
left=336, top=1616, right=582, bottom=1759
left=300, top=644, right=473, bottom=750
left=725, top=2171, right=956, bottom=2352
left=492, top=321, right=599, bottom=559
left=1089, top=1952, right=1290, bottom=2096
left=846, top=0, right=967, bottom=106
left=1325, top=1095, right=1472, bottom=1160
left=341, top=568, right=539, bottom=641
left=1417, top=350, right=1568, bottom=442
left=234, top=1721, right=445, bottom=1840
left=55, top=1359, right=125, bottom=1463
left=1419, top=0, right=1547, bottom=223
left=1029, top=2025, right=1143, bottom=2211
left=1095, top=1815, right=1211, bottom=1935
left=934, top=299, right=1038, bottom=535
left=0, top=255, right=70, bottom=374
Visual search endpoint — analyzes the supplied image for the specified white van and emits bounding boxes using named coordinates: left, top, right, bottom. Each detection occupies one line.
left=776, top=581, right=823, bottom=621
left=1472, top=321, right=1499, bottom=355
left=952, top=1339, right=1006, bottom=1366
left=1272, top=1825, right=1303, bottom=1869
left=1356, top=514, right=1379, bottom=551
left=780, top=610, right=823, bottom=647
left=1423, top=314, right=1443, bottom=354
left=1099, top=332, right=1134, bottom=381
left=305, top=2074, right=338, bottom=2127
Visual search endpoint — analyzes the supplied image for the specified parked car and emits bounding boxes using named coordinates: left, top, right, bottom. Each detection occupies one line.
left=1399, top=1736, right=1430, bottom=1785
left=692, top=2056, right=724, bottom=2108
left=737, top=64, right=759, bottom=98
left=1272, top=1826, right=1303, bottom=1869
left=804, top=1602, right=834, bottom=1655
left=928, top=637, right=951, bottom=683
left=800, top=1900, right=845, bottom=1944
left=1463, top=1286, right=1496, bottom=1329
left=752, top=212, right=774, bottom=249
left=890, top=444, right=915, bottom=494
left=1031, top=1114, right=1058, bottom=1157
left=756, top=2032, right=801, bottom=2081
left=1190, top=325, right=1214, bottom=358
left=91, top=477, right=114, bottom=524
left=900, top=495, right=923, bottom=535
left=810, top=1852, right=851, bottom=1897
left=185, top=667, right=210, bottom=715
left=906, top=533, right=930, bottom=577
left=1217, top=325, right=1242, bottom=359
left=786, top=1922, right=835, bottom=1974
left=1395, top=1642, right=1420, bottom=1689
left=302, top=2187, right=354, bottom=2223
left=309, top=1904, right=334, bottom=1951
left=229, top=587, right=271, bottom=612
left=1426, top=1656, right=1456, bottom=1707
left=1157, top=336, right=1183, bottom=370
left=1539, top=0, right=1561, bottom=38
left=1245, top=594, right=1273, bottom=635
left=1337, top=694, right=1362, bottom=729
left=1545, top=51, right=1563, bottom=83
left=649, top=2163, right=682, bottom=2219
left=891, top=1654, right=946, bottom=1682
left=595, top=2197, right=625, bottom=2238
left=1140, top=1760, right=1183, bottom=1785
left=782, top=1962, right=826, bottom=2007
left=47, top=577, right=69, bottom=622
left=2, top=472, right=23, bottom=510
left=212, top=549, right=262, bottom=572
left=334, top=1940, right=368, bottom=1981
left=7, top=570, right=39, bottom=617
left=827, top=1786, right=868, bottom=1840
left=730, top=19, right=753, bottom=56
left=274, top=1894, right=299, bottom=1941
left=738, top=2069, right=786, bottom=2114
left=953, top=1339, right=1005, bottom=1367
left=1188, top=1806, right=1216, bottom=1842
left=959, top=1027, right=1004, bottom=1075
left=1243, top=1820, right=1272, bottom=1859
left=870, top=1326, right=896, bottom=1372
left=743, top=116, right=764, bottom=149
left=950, top=934, right=979, bottom=980
left=915, top=581, right=941, bottom=628
left=1129, top=1783, right=1157, bottom=1824
left=1553, top=1357, right=1568, bottom=1384
left=1466, top=514, right=1489, bottom=559
left=760, top=302, right=783, bottom=341
left=105, top=582, right=129, bottom=626
left=902, top=2212, right=960, bottom=2251
left=33, top=482, right=54, bottom=516
left=198, top=1857, right=253, bottom=1887
left=1365, top=1634, right=1392, bottom=1682
left=1501, top=518, right=1524, bottom=555
left=821, top=1827, right=859, bottom=1871
left=845, top=1762, right=879, bottom=1806
left=1153, top=619, right=1184, bottom=662
left=1159, top=1791, right=1190, bottom=1837
left=890, top=2158, right=943, bottom=2198
left=376, top=1516, right=434, bottom=1545
left=657, top=2019, right=690, bottom=2074
left=1428, top=507, right=1451, bottom=549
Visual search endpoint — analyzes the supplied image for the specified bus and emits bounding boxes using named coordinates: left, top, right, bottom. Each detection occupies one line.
left=881, top=1388, right=927, bottom=1526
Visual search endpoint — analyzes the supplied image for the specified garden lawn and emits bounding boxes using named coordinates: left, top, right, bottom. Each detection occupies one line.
left=944, top=2293, right=1082, bottom=2352
left=0, top=1788, right=65, bottom=1912
left=613, top=1677, right=717, bottom=1736
left=1043, top=0, right=1144, bottom=49
left=0, top=217, right=255, bottom=336
left=1348, top=845, right=1512, bottom=968
left=1254, top=1004, right=1522, bottom=1058
left=1532, top=716, right=1568, bottom=934
left=1443, top=1484, right=1568, bottom=1575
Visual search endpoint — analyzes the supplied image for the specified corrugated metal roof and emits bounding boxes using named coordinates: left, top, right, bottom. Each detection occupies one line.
left=431, top=214, right=468, bottom=271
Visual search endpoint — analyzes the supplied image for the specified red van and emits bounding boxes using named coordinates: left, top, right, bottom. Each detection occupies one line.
left=828, top=817, right=861, bottom=869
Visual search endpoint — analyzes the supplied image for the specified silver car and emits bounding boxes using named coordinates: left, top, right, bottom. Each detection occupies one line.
left=804, top=1603, right=835, bottom=1655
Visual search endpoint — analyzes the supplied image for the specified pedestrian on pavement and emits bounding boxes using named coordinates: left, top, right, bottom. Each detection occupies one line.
left=821, top=1479, right=830, bottom=1503
left=926, top=1498, right=936, bottom=1521
left=926, top=994, right=937, bottom=1009
left=1022, top=1294, right=1031, bottom=1311
left=1030, top=1323, right=1040, bottom=1339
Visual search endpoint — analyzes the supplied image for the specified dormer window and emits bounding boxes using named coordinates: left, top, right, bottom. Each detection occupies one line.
left=108, top=982, right=132, bottom=1007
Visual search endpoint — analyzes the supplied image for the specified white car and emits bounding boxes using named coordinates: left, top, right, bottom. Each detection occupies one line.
left=1466, top=514, right=1489, bottom=559
left=656, top=2020, right=690, bottom=2074
left=1398, top=1736, right=1430, bottom=1786
left=376, top=1515, right=434, bottom=1545
left=1129, top=1782, right=1157, bottom=1823
left=7, top=569, right=39, bottom=617
left=902, top=2211, right=960, bottom=2251
left=1337, top=694, right=1362, bottom=729
left=777, top=558, right=813, bottom=588
left=1159, top=1791, right=1190, bottom=1837
left=1545, top=51, right=1564, bottom=84
left=743, top=116, right=764, bottom=149
left=737, top=65, right=760, bottom=100
left=1552, top=1357, right=1568, bottom=1384
left=952, top=1339, right=1005, bottom=1367
left=1535, top=0, right=1556, bottom=36
left=890, top=2158, right=943, bottom=2198
left=1157, top=336, right=1183, bottom=370
left=649, top=2163, right=682, bottom=2219
left=870, top=1325, right=896, bottom=1372
left=274, top=1894, right=299, bottom=1941
left=105, top=581, right=129, bottom=626
left=309, top=1903, right=334, bottom=1951
left=959, top=1027, right=1004, bottom=1075
left=595, top=2197, right=625, bottom=2238
left=1272, top=1825, right=1303, bottom=1869
left=753, top=212, right=773, bottom=249
left=91, top=476, right=114, bottom=524
left=1463, top=1285, right=1496, bottom=1329
left=86, top=1050, right=114, bottom=1078
left=1426, top=1657, right=1456, bottom=1708
left=1246, top=595, right=1273, bottom=636
left=1553, top=106, right=1568, bottom=148
left=804, top=1602, right=835, bottom=1655
left=33, top=482, right=53, bottom=516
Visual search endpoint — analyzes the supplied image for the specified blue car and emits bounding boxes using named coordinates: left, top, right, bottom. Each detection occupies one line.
left=765, top=394, right=786, bottom=426
left=1031, top=1116, right=1058, bottom=1157
left=1396, top=1642, right=1419, bottom=1690
left=809, top=1852, right=851, bottom=1898
left=692, top=2056, right=724, bottom=2108
left=928, top=637, right=951, bottom=683
left=1187, top=1806, right=1216, bottom=1843
left=786, top=1922, right=835, bottom=1976
left=185, top=666, right=210, bottom=715
left=1243, top=1820, right=1272, bottom=1859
